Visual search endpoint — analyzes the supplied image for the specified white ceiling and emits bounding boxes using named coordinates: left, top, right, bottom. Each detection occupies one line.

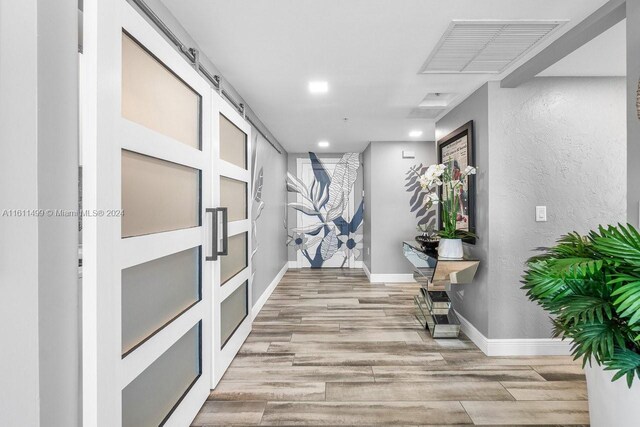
left=161, top=0, right=612, bottom=152
left=539, top=19, right=626, bottom=77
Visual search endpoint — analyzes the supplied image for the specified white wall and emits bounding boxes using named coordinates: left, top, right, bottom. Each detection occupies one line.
left=0, top=1, right=41, bottom=424
left=0, top=0, right=80, bottom=425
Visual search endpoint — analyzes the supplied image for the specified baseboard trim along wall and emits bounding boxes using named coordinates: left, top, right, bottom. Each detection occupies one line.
left=455, top=310, right=573, bottom=356
left=288, top=260, right=364, bottom=269
left=363, top=263, right=415, bottom=284
left=251, top=263, right=288, bottom=320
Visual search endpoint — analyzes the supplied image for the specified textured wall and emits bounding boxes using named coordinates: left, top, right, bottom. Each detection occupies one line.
left=251, top=131, right=288, bottom=305
left=436, top=84, right=491, bottom=336
left=487, top=77, right=626, bottom=339
left=628, top=1, right=640, bottom=227
left=437, top=78, right=626, bottom=340
left=364, top=141, right=436, bottom=275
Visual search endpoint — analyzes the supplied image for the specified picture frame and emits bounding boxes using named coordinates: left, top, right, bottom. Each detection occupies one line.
left=437, top=120, right=476, bottom=244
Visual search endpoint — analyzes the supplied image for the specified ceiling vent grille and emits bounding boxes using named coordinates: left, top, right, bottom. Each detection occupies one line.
left=420, top=20, right=566, bottom=74
left=407, top=108, right=444, bottom=119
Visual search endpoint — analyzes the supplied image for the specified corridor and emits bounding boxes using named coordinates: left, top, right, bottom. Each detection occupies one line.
left=192, top=269, right=588, bottom=426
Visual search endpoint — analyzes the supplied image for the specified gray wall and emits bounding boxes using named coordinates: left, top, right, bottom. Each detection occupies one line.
left=0, top=0, right=80, bottom=425
left=488, top=77, right=626, bottom=339
left=363, top=141, right=436, bottom=275
left=287, top=153, right=364, bottom=263
left=628, top=1, right=640, bottom=228
left=437, top=78, right=627, bottom=339
left=436, top=84, right=491, bottom=336
left=252, top=131, right=289, bottom=305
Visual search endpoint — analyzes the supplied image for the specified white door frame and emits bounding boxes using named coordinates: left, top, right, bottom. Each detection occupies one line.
left=210, top=93, right=253, bottom=387
left=82, top=2, right=211, bottom=425
left=295, top=157, right=356, bottom=268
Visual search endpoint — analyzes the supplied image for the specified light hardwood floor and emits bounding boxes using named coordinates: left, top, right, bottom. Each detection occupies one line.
left=192, top=269, right=589, bottom=426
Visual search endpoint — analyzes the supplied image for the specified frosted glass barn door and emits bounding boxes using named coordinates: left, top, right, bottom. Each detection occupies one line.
left=82, top=2, right=211, bottom=426
left=210, top=93, right=252, bottom=386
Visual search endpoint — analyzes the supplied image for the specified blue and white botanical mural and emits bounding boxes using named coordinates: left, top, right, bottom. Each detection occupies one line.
left=286, top=152, right=363, bottom=267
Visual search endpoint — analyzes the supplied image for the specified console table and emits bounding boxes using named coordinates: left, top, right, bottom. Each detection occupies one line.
left=402, top=240, right=480, bottom=338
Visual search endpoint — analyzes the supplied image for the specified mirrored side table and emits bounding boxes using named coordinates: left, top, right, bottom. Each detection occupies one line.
left=403, top=240, right=480, bottom=338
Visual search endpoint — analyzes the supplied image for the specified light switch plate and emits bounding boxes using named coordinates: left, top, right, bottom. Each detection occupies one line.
left=536, top=206, right=547, bottom=222
left=402, top=150, right=415, bottom=159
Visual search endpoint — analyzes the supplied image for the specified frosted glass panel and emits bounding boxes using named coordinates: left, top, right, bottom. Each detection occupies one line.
left=220, top=114, right=247, bottom=169
left=122, top=323, right=200, bottom=427
left=121, top=247, right=200, bottom=355
left=220, top=177, right=247, bottom=222
left=221, top=282, right=248, bottom=348
left=220, top=232, right=247, bottom=285
left=121, top=32, right=200, bottom=149
left=122, top=150, right=200, bottom=238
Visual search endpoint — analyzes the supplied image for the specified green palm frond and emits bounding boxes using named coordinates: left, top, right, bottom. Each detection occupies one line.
left=604, top=348, right=640, bottom=387
left=558, top=295, right=613, bottom=325
left=522, top=224, right=640, bottom=388
left=610, top=275, right=640, bottom=327
left=593, top=224, right=640, bottom=266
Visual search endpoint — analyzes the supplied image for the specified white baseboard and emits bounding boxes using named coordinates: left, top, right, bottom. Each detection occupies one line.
left=363, top=263, right=371, bottom=279
left=455, top=310, right=572, bottom=356
left=456, top=310, right=489, bottom=354
left=363, top=264, right=415, bottom=283
left=289, top=260, right=363, bottom=269
left=251, top=263, right=288, bottom=320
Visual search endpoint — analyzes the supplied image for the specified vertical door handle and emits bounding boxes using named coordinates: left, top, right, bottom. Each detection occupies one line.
left=206, top=208, right=218, bottom=261
left=218, top=207, right=228, bottom=256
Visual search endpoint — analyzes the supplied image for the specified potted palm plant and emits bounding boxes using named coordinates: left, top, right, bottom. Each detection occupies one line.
left=418, top=162, right=476, bottom=258
left=522, top=224, right=640, bottom=426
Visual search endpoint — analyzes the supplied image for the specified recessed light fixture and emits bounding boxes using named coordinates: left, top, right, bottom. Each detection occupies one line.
left=318, top=141, right=330, bottom=148
left=409, top=130, right=423, bottom=138
left=308, top=81, right=328, bottom=94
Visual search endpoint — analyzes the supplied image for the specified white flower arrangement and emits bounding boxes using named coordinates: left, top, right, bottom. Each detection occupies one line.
left=417, top=162, right=477, bottom=239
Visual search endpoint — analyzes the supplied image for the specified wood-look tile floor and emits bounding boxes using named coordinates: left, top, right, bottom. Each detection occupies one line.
left=192, top=269, right=589, bottom=426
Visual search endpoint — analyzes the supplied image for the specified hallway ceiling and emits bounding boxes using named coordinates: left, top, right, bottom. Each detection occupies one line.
left=161, top=0, right=611, bottom=152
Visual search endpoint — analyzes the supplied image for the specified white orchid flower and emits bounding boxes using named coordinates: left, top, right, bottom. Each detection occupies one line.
left=427, top=192, right=440, bottom=204
left=463, top=165, right=477, bottom=176
left=418, top=174, right=430, bottom=189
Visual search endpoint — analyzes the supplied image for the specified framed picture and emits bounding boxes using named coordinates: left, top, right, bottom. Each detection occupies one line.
left=437, top=121, right=476, bottom=244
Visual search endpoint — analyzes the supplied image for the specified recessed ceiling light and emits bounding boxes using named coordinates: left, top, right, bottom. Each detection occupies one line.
left=309, top=81, right=328, bottom=94
left=318, top=141, right=330, bottom=148
left=409, top=130, right=423, bottom=138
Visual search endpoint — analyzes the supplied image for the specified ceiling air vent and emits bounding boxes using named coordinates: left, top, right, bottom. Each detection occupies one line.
left=407, top=108, right=445, bottom=119
left=420, top=20, right=566, bottom=74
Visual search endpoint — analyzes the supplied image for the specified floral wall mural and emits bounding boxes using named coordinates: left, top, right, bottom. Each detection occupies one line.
left=286, top=152, right=363, bottom=268
left=250, top=133, right=264, bottom=284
